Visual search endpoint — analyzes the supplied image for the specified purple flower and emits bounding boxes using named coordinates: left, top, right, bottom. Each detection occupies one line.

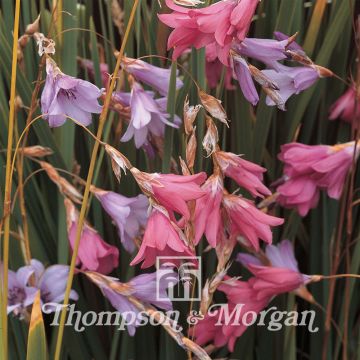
left=262, top=64, right=319, bottom=107
left=5, top=259, right=78, bottom=317
left=237, top=240, right=311, bottom=284
left=93, top=188, right=149, bottom=253
left=28, top=259, right=79, bottom=312
left=122, top=57, right=183, bottom=96
left=41, top=58, right=103, bottom=127
left=233, top=37, right=289, bottom=69
left=273, top=31, right=305, bottom=54
left=6, top=266, right=37, bottom=317
left=117, top=81, right=181, bottom=148
left=86, top=271, right=175, bottom=335
left=232, top=55, right=259, bottom=105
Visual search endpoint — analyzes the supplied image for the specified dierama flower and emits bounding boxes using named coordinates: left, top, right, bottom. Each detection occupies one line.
left=130, top=208, right=195, bottom=268
left=231, top=55, right=259, bottom=105
left=273, top=31, right=304, bottom=53
left=329, top=86, right=360, bottom=124
left=191, top=279, right=270, bottom=351
left=276, top=175, right=320, bottom=217
left=233, top=36, right=291, bottom=69
left=237, top=240, right=312, bottom=298
left=121, top=56, right=183, bottom=96
left=41, top=58, right=102, bottom=127
left=193, top=242, right=312, bottom=351
left=130, top=168, right=206, bottom=220
left=194, top=174, right=224, bottom=247
left=93, top=188, right=149, bottom=253
left=223, top=194, right=284, bottom=251
left=118, top=81, right=181, bottom=148
left=159, top=0, right=259, bottom=65
left=262, top=64, right=320, bottom=107
left=85, top=270, right=175, bottom=335
left=5, top=259, right=78, bottom=317
left=214, top=151, right=271, bottom=198
left=27, top=259, right=79, bottom=312
left=277, top=142, right=360, bottom=215
left=65, top=199, right=119, bottom=274
left=6, top=266, right=37, bottom=317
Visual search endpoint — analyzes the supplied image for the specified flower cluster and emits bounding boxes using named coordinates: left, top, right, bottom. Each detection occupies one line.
left=16, top=4, right=357, bottom=355
left=276, top=141, right=360, bottom=216
left=159, top=0, right=332, bottom=109
left=192, top=240, right=313, bottom=351
left=5, top=259, right=78, bottom=318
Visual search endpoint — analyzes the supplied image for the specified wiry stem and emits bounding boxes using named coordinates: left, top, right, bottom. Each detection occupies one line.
left=1, top=1, right=21, bottom=358
left=14, top=128, right=31, bottom=264
left=53, top=1, right=140, bottom=358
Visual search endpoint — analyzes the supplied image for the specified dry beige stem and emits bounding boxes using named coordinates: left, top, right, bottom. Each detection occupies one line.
left=20, top=145, right=53, bottom=158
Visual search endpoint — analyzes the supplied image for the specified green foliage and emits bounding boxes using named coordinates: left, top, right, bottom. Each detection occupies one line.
left=0, top=0, right=359, bottom=359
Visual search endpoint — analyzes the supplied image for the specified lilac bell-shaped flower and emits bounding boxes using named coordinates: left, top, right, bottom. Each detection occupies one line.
left=41, top=58, right=103, bottom=127
left=118, top=80, right=181, bottom=148
left=85, top=271, right=175, bottom=335
left=121, top=56, right=183, bottom=96
left=6, top=266, right=37, bottom=317
left=93, top=188, right=149, bottom=253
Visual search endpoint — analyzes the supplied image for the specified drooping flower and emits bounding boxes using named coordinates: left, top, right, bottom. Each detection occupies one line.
left=193, top=241, right=312, bottom=350
left=237, top=240, right=311, bottom=297
left=231, top=55, right=259, bottom=105
left=277, top=142, right=360, bottom=215
left=5, top=259, right=78, bottom=317
left=93, top=188, right=149, bottom=253
left=276, top=175, right=320, bottom=217
left=273, top=31, right=304, bottom=53
left=130, top=168, right=207, bottom=220
left=27, top=259, right=79, bottom=312
left=5, top=266, right=37, bottom=317
left=223, top=194, right=284, bottom=251
left=65, top=199, right=119, bottom=274
left=232, top=36, right=290, bottom=69
left=121, top=56, right=183, bottom=96
left=329, top=86, right=360, bottom=124
left=193, top=174, right=224, bottom=247
left=214, top=151, right=271, bottom=198
left=117, top=81, right=181, bottom=148
left=85, top=270, right=175, bottom=335
left=159, top=0, right=260, bottom=65
left=191, top=278, right=270, bottom=352
left=262, top=64, right=320, bottom=107
left=130, top=209, right=194, bottom=268
left=41, top=58, right=102, bottom=127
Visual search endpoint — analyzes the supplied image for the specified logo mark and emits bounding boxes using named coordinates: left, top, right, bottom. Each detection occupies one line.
left=156, top=256, right=201, bottom=301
